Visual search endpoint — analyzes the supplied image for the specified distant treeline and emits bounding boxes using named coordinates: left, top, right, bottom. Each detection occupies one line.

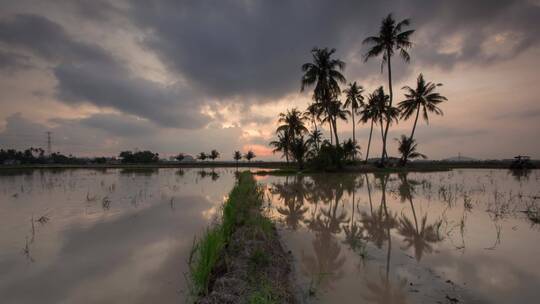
left=0, top=148, right=87, bottom=165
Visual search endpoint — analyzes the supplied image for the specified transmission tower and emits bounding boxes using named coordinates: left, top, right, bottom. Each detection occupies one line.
left=46, top=131, right=52, bottom=155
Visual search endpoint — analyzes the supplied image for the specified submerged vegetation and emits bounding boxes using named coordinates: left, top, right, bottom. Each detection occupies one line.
left=188, top=172, right=294, bottom=303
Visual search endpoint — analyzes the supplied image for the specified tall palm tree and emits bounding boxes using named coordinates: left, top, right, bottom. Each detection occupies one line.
left=364, top=14, right=414, bottom=165
left=399, top=73, right=447, bottom=143
left=301, top=47, right=346, bottom=146
left=277, top=108, right=308, bottom=139
left=360, top=90, right=380, bottom=163
left=343, top=82, right=364, bottom=159
left=305, top=102, right=321, bottom=133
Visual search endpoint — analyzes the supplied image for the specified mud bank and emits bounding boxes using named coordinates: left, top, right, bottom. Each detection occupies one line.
left=190, top=172, right=296, bottom=303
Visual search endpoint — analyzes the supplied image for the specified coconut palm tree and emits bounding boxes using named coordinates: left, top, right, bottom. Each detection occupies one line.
left=321, top=100, right=349, bottom=145
left=197, top=152, right=207, bottom=161
left=305, top=102, right=321, bottom=133
left=277, top=108, right=308, bottom=139
left=372, top=87, right=399, bottom=161
left=360, top=90, right=380, bottom=163
left=270, top=130, right=291, bottom=163
left=396, top=135, right=426, bottom=165
left=398, top=73, right=447, bottom=145
left=343, top=138, right=361, bottom=161
left=343, top=82, right=364, bottom=159
left=209, top=149, right=220, bottom=161
left=290, top=136, right=309, bottom=170
left=306, top=129, right=322, bottom=154
left=244, top=150, right=256, bottom=162
left=301, top=47, right=346, bottom=146
left=363, top=14, right=414, bottom=165
left=233, top=150, right=242, bottom=166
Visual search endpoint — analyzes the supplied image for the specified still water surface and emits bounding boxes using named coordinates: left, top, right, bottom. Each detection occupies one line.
left=0, top=168, right=539, bottom=303
left=264, top=169, right=540, bottom=304
left=0, top=168, right=237, bottom=304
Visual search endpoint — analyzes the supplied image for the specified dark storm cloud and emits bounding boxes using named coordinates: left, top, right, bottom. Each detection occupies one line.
left=79, top=113, right=157, bottom=137
left=128, top=0, right=540, bottom=99
left=0, top=49, right=31, bottom=70
left=0, top=14, right=210, bottom=129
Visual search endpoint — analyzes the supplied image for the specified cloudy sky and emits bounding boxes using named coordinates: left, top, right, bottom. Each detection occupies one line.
left=0, top=0, right=539, bottom=160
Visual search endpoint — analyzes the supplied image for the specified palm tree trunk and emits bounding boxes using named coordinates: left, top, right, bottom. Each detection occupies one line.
left=380, top=118, right=387, bottom=162
left=382, top=50, right=393, bottom=166
left=332, top=116, right=339, bottom=146
left=365, top=120, right=374, bottom=163
left=365, top=174, right=373, bottom=214
left=352, top=110, right=356, bottom=160
left=409, top=106, right=421, bottom=141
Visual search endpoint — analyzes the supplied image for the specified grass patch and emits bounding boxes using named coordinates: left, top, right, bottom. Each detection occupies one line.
left=248, top=280, right=279, bottom=304
left=188, top=226, right=225, bottom=296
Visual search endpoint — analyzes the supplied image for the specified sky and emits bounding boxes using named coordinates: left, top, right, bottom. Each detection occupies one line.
left=0, top=0, right=539, bottom=160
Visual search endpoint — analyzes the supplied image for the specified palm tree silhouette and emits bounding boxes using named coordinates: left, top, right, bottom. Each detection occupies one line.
left=364, top=14, right=414, bottom=165
left=372, top=87, right=399, bottom=162
left=344, top=82, right=365, bottom=158
left=277, top=108, right=308, bottom=139
left=360, top=91, right=379, bottom=163
left=270, top=130, right=290, bottom=163
left=396, top=135, right=426, bottom=165
left=301, top=47, right=346, bottom=146
left=306, top=129, right=322, bottom=153
left=273, top=177, right=309, bottom=230
left=399, top=73, right=447, bottom=163
left=305, top=102, right=321, bottom=134
left=321, top=100, right=349, bottom=145
left=233, top=150, right=242, bottom=166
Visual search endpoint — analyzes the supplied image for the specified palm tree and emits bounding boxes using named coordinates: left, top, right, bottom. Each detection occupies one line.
left=399, top=73, right=447, bottom=144
left=372, top=87, right=399, bottom=162
left=343, top=82, right=364, bottom=159
left=305, top=102, right=321, bottom=133
left=270, top=130, right=291, bottom=163
left=290, top=136, right=309, bottom=169
left=233, top=150, right=242, bottom=166
left=343, top=138, right=361, bottom=161
left=277, top=108, right=308, bottom=139
left=301, top=47, right=346, bottom=146
left=322, top=100, right=349, bottom=145
left=360, top=90, right=379, bottom=163
left=197, top=152, right=207, bottom=161
left=364, top=14, right=414, bottom=165
left=209, top=149, right=220, bottom=161
left=396, top=135, right=426, bottom=165
left=306, top=129, right=322, bottom=153
left=244, top=150, right=256, bottom=162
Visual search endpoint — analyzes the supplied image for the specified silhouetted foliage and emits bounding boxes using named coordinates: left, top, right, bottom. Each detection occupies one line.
left=119, top=150, right=159, bottom=163
left=244, top=150, right=256, bottom=162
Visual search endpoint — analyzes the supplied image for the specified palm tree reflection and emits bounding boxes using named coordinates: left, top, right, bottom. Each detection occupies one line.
left=396, top=173, right=443, bottom=261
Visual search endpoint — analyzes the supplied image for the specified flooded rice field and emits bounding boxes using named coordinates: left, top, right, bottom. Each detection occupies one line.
left=0, top=168, right=539, bottom=303
left=265, top=169, right=540, bottom=304
left=0, top=168, right=238, bottom=304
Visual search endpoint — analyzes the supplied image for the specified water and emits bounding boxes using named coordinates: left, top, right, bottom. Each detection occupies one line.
left=0, top=168, right=238, bottom=304
left=1, top=168, right=539, bottom=303
left=263, top=169, right=540, bottom=304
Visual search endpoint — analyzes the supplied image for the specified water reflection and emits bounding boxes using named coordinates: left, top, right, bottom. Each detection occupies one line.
left=268, top=169, right=540, bottom=304
left=0, top=168, right=237, bottom=304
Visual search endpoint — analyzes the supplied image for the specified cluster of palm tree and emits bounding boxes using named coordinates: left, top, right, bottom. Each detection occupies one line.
left=271, top=14, right=447, bottom=167
left=196, top=149, right=220, bottom=161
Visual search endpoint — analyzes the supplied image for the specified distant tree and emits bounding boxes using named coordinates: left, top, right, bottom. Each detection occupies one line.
left=396, top=135, right=426, bottom=166
left=233, top=151, right=242, bottom=166
left=119, top=150, right=159, bottom=163
left=244, top=150, right=256, bottom=162
left=175, top=153, right=185, bottom=162
left=343, top=82, right=364, bottom=158
left=197, top=152, right=207, bottom=161
left=209, top=149, right=220, bottom=161
left=364, top=13, right=414, bottom=165
left=398, top=74, right=447, bottom=164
